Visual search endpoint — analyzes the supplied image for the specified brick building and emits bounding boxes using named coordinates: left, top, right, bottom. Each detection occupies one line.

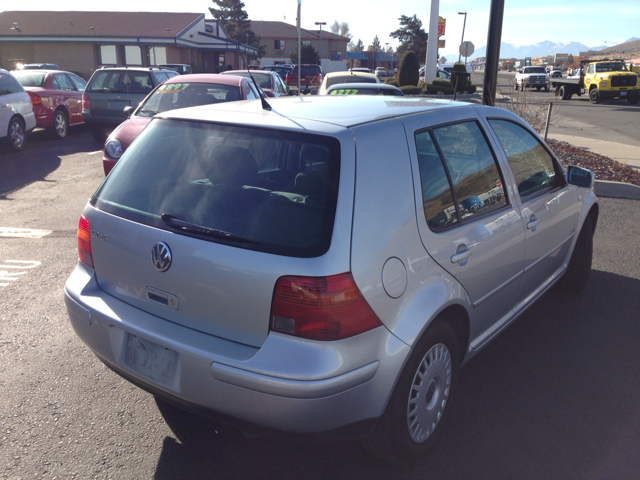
left=250, top=21, right=348, bottom=73
left=0, top=11, right=259, bottom=79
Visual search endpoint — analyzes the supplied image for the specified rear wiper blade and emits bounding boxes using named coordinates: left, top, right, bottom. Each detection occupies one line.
left=161, top=214, right=259, bottom=244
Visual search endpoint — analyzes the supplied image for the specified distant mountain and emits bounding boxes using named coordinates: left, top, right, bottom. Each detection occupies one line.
left=624, top=37, right=640, bottom=43
left=443, top=40, right=606, bottom=60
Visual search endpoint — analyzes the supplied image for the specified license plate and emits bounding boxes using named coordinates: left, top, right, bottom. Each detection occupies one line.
left=620, top=91, right=627, bottom=96
left=124, top=334, right=178, bottom=385
left=108, top=100, right=129, bottom=110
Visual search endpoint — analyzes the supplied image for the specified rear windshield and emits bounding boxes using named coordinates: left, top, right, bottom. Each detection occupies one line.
left=326, top=75, right=377, bottom=88
left=91, top=119, right=341, bottom=257
left=292, top=66, right=321, bottom=75
left=12, top=71, right=46, bottom=87
left=228, top=73, right=271, bottom=89
left=88, top=71, right=153, bottom=94
left=136, top=82, right=243, bottom=117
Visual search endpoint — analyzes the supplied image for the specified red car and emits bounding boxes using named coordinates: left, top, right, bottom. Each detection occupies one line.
left=102, top=74, right=262, bottom=175
left=12, top=69, right=87, bottom=139
left=285, top=64, right=323, bottom=93
left=221, top=70, right=292, bottom=97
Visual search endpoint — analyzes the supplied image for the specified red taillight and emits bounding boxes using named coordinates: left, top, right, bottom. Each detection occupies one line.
left=77, top=215, right=93, bottom=268
left=82, top=94, right=90, bottom=110
left=27, top=91, right=42, bottom=105
left=270, top=273, right=382, bottom=341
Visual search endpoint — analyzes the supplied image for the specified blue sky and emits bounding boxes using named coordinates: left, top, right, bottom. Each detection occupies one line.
left=8, top=0, right=640, bottom=57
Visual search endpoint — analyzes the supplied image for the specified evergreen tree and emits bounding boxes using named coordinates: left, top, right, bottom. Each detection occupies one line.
left=289, top=44, right=321, bottom=65
left=390, top=15, right=428, bottom=62
left=210, top=0, right=265, bottom=57
left=367, top=35, right=382, bottom=52
left=349, top=39, right=365, bottom=52
left=398, top=51, right=420, bottom=86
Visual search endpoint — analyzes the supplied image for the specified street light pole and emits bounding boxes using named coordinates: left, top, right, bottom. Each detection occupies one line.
left=458, top=12, right=467, bottom=63
left=315, top=21, right=326, bottom=69
left=297, top=0, right=301, bottom=95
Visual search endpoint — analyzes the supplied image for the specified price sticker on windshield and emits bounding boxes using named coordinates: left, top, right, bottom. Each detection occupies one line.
left=329, top=89, right=359, bottom=95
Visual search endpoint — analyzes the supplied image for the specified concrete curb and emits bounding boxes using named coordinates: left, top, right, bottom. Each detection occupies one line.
left=594, top=180, right=640, bottom=200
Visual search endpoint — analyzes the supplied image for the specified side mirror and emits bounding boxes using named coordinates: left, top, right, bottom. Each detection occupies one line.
left=566, top=165, right=595, bottom=188
left=123, top=105, right=135, bottom=118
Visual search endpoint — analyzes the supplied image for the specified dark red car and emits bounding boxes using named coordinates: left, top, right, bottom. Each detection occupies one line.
left=102, top=74, right=262, bottom=175
left=285, top=64, right=324, bottom=93
left=221, top=70, right=292, bottom=97
left=12, top=69, right=86, bottom=139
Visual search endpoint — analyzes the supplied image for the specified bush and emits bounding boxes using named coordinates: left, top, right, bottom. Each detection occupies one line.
left=399, top=85, right=423, bottom=95
left=398, top=51, right=420, bottom=87
left=450, top=63, right=470, bottom=93
left=433, top=79, right=453, bottom=89
left=384, top=78, right=400, bottom=87
left=425, top=83, right=454, bottom=95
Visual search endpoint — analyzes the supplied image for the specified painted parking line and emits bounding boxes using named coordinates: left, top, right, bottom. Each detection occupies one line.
left=0, top=260, right=41, bottom=287
left=0, top=227, right=53, bottom=238
left=88, top=151, right=103, bottom=155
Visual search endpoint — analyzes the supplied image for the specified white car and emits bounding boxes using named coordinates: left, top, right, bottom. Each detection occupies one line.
left=375, top=67, right=387, bottom=77
left=0, top=69, right=36, bottom=152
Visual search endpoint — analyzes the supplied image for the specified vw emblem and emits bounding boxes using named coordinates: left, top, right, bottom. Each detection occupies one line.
left=151, top=242, right=172, bottom=272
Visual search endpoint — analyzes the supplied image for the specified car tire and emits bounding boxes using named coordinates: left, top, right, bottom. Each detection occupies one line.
left=91, top=126, right=108, bottom=144
left=556, top=215, right=593, bottom=294
left=8, top=117, right=27, bottom=152
left=515, top=81, right=519, bottom=91
left=544, top=85, right=549, bottom=92
left=589, top=88, right=601, bottom=104
left=627, top=95, right=640, bottom=105
left=362, top=320, right=459, bottom=466
left=536, top=86, right=541, bottom=91
left=52, top=109, right=68, bottom=139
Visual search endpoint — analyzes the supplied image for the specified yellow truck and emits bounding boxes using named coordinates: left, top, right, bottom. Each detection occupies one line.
left=551, top=59, right=639, bottom=104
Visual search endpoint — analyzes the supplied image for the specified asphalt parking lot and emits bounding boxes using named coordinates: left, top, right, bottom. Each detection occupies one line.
left=1, top=126, right=640, bottom=479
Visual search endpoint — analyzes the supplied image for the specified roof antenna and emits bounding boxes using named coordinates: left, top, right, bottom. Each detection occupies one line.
left=246, top=68, right=272, bottom=111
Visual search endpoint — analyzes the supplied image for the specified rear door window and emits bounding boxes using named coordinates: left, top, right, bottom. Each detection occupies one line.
left=91, top=119, right=341, bottom=258
left=88, top=71, right=153, bottom=94
left=415, top=121, right=507, bottom=230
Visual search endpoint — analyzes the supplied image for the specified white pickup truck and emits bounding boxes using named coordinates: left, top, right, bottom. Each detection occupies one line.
left=515, top=66, right=550, bottom=91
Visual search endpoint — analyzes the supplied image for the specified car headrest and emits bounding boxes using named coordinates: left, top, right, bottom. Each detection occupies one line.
left=299, top=144, right=330, bottom=170
left=202, top=145, right=258, bottom=189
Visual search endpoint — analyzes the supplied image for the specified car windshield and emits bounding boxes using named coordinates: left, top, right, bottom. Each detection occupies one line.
left=87, top=71, right=153, bottom=94
left=91, top=119, right=341, bottom=258
left=525, top=67, right=546, bottom=74
left=136, top=82, right=243, bottom=117
left=11, top=71, right=46, bottom=87
left=326, top=75, right=376, bottom=88
left=328, top=87, right=402, bottom=96
left=595, top=62, right=628, bottom=72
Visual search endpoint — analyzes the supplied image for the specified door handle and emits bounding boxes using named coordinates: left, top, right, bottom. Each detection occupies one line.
left=451, top=249, right=472, bottom=264
left=527, top=215, right=539, bottom=230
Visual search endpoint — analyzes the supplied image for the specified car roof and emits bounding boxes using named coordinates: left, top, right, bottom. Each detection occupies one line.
left=223, top=70, right=273, bottom=75
left=326, top=83, right=401, bottom=91
left=96, top=67, right=176, bottom=73
left=160, top=94, right=470, bottom=129
left=325, top=71, right=378, bottom=80
left=164, top=73, right=246, bottom=86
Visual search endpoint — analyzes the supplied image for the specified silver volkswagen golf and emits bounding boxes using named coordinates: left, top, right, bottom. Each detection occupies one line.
left=65, top=95, right=598, bottom=465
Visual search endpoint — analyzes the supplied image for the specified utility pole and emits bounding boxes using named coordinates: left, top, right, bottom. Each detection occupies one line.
left=457, top=12, right=467, bottom=63
left=297, top=0, right=301, bottom=95
left=482, top=0, right=505, bottom=106
left=315, top=21, right=326, bottom=69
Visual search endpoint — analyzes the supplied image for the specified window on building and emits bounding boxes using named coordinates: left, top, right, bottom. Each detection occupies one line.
left=98, top=45, right=117, bottom=65
left=125, top=46, right=142, bottom=66
left=148, top=46, right=167, bottom=66
left=274, top=40, right=286, bottom=50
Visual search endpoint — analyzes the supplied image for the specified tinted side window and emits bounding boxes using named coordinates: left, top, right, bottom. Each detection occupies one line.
left=488, top=119, right=564, bottom=199
left=432, top=122, right=506, bottom=220
left=153, top=72, right=169, bottom=83
left=415, top=131, right=459, bottom=229
left=0, top=74, right=24, bottom=95
left=67, top=73, right=87, bottom=92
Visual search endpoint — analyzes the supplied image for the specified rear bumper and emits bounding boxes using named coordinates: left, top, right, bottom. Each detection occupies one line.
left=82, top=111, right=126, bottom=127
left=64, top=262, right=411, bottom=435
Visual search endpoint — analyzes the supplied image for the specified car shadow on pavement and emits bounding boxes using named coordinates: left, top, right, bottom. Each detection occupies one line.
left=152, top=269, right=640, bottom=480
left=0, top=126, right=95, bottom=198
